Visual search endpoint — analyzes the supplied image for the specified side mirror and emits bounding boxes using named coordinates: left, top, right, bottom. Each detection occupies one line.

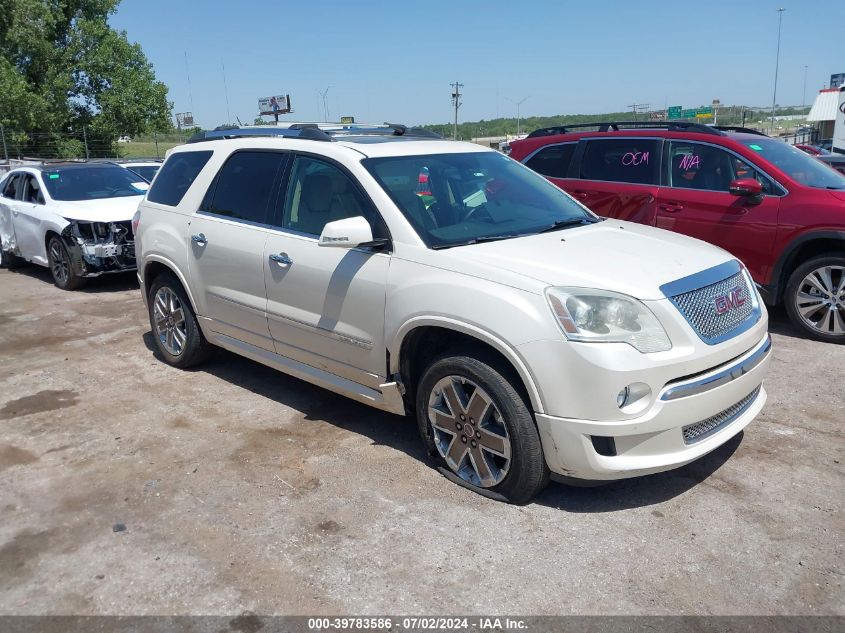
left=318, top=216, right=373, bottom=249
left=729, top=178, right=763, bottom=197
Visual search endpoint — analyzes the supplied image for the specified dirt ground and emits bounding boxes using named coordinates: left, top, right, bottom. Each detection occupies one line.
left=0, top=264, right=842, bottom=616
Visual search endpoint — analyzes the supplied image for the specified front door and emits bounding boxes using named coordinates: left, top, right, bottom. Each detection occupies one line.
left=187, top=150, right=288, bottom=351
left=655, top=141, right=781, bottom=282
left=263, top=154, right=390, bottom=389
left=0, top=174, right=22, bottom=255
left=13, top=174, right=49, bottom=264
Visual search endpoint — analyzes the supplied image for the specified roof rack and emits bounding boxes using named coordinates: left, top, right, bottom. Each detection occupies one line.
left=526, top=120, right=724, bottom=138
left=712, top=125, right=768, bottom=137
left=186, top=123, right=442, bottom=144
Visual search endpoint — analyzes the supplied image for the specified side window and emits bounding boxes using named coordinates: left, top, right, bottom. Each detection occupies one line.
left=23, top=175, right=45, bottom=204
left=579, top=139, right=659, bottom=185
left=666, top=142, right=775, bottom=194
left=524, top=143, right=576, bottom=178
left=202, top=151, right=285, bottom=224
left=147, top=150, right=213, bottom=206
left=282, top=156, right=387, bottom=239
left=2, top=174, right=20, bottom=199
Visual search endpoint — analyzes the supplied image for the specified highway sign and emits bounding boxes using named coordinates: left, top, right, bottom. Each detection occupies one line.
left=667, top=106, right=682, bottom=120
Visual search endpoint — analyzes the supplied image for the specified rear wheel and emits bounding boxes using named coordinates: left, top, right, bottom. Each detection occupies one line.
left=784, top=254, right=845, bottom=343
left=416, top=351, right=549, bottom=504
left=47, top=236, right=86, bottom=290
left=148, top=273, right=211, bottom=368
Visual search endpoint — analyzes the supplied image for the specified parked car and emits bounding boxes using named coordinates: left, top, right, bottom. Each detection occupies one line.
left=0, top=162, right=148, bottom=288
left=510, top=122, right=845, bottom=343
left=119, top=160, right=162, bottom=182
left=816, top=154, right=845, bottom=175
left=134, top=124, right=771, bottom=503
left=795, top=144, right=830, bottom=156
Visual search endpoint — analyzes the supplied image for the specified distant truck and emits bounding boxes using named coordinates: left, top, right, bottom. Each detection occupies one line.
left=833, top=86, right=845, bottom=155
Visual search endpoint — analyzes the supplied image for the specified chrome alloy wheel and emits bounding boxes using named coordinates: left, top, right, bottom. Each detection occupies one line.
left=49, top=241, right=69, bottom=285
left=427, top=376, right=512, bottom=488
left=152, top=287, right=188, bottom=356
left=794, top=265, right=845, bottom=336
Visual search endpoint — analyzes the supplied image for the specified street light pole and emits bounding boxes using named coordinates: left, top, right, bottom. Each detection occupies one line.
left=770, top=8, right=785, bottom=135
left=506, top=96, right=529, bottom=136
left=802, top=64, right=808, bottom=112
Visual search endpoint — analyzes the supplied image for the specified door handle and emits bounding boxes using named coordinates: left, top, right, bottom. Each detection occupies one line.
left=571, top=191, right=589, bottom=200
left=269, top=252, right=292, bottom=266
left=191, top=233, right=207, bottom=245
left=659, top=202, right=684, bottom=213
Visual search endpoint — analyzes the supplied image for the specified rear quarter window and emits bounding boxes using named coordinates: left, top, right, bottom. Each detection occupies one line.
left=524, top=143, right=576, bottom=178
left=579, top=138, right=660, bottom=185
left=147, top=151, right=213, bottom=207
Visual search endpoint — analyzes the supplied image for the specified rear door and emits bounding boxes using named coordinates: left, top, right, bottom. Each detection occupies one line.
left=187, top=150, right=288, bottom=351
left=0, top=174, right=22, bottom=254
left=566, top=137, right=662, bottom=224
left=262, top=154, right=391, bottom=389
left=523, top=142, right=578, bottom=196
left=12, top=173, right=49, bottom=263
left=655, top=140, right=781, bottom=282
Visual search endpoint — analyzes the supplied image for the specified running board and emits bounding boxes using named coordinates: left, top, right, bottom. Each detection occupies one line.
left=210, top=332, right=407, bottom=416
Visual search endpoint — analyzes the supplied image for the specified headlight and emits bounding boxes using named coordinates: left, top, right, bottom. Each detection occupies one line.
left=545, top=287, right=672, bottom=353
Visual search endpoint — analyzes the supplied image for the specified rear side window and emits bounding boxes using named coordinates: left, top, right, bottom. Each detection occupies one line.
left=201, top=151, right=286, bottom=224
left=666, top=141, right=776, bottom=194
left=2, top=174, right=21, bottom=199
left=524, top=143, right=576, bottom=178
left=579, top=139, right=659, bottom=185
left=147, top=151, right=213, bottom=206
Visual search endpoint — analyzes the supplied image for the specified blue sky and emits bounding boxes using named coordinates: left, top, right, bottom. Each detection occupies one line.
left=111, top=0, right=845, bottom=128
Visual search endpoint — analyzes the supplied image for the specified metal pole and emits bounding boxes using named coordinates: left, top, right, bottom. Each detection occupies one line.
left=83, top=125, right=89, bottom=159
left=451, top=81, right=463, bottom=140
left=802, top=65, right=808, bottom=111
left=154, top=130, right=160, bottom=159
left=770, top=8, right=785, bottom=135
left=1, top=125, right=7, bottom=160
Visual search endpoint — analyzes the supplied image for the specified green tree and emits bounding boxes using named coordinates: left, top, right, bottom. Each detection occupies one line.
left=0, top=0, right=172, bottom=156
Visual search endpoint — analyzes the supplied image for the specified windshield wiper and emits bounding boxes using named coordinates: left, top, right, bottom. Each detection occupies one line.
left=432, top=235, right=523, bottom=249
left=536, top=217, right=599, bottom=233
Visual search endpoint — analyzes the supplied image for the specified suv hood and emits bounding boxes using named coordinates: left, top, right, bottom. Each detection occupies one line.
left=53, top=196, right=144, bottom=222
left=441, top=220, right=734, bottom=300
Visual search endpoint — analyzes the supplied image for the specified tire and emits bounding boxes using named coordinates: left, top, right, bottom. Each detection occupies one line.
left=415, top=350, right=549, bottom=504
left=784, top=253, right=845, bottom=343
left=47, top=236, right=86, bottom=290
left=147, top=272, right=211, bottom=368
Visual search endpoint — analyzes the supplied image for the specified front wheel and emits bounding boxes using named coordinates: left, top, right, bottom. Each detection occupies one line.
left=784, top=254, right=845, bottom=343
left=47, top=236, right=86, bottom=290
left=416, top=351, right=549, bottom=504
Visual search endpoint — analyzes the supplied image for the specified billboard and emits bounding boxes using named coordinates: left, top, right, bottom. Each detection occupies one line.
left=831, top=73, right=845, bottom=89
left=175, top=112, right=194, bottom=127
left=258, top=95, right=291, bottom=115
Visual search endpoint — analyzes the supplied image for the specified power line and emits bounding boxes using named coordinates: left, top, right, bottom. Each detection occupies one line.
left=627, top=103, right=650, bottom=121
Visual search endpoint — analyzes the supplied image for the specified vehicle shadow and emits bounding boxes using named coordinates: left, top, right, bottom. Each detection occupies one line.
left=5, top=262, right=139, bottom=293
left=140, top=331, right=426, bottom=461
left=534, top=431, right=743, bottom=512
left=765, top=304, right=812, bottom=341
left=142, top=330, right=744, bottom=511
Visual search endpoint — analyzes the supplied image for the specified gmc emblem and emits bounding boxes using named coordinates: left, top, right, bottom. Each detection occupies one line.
left=714, top=286, right=746, bottom=315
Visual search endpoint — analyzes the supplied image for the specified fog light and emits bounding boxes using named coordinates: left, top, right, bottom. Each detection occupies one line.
left=616, top=382, right=652, bottom=414
left=616, top=387, right=630, bottom=408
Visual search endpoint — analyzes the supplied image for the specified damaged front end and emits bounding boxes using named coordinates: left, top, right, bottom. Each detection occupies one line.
left=61, top=220, right=136, bottom=277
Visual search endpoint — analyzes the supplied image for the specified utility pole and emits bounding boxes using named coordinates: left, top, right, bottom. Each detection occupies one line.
left=222, top=61, right=232, bottom=125
left=451, top=81, right=463, bottom=140
left=771, top=8, right=785, bottom=135
left=802, top=64, right=808, bottom=112
left=628, top=103, right=649, bottom=121
left=506, top=96, right=529, bottom=136
left=318, top=86, right=331, bottom=122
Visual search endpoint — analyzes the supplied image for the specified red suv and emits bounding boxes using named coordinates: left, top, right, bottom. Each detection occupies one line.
left=509, top=122, right=845, bottom=343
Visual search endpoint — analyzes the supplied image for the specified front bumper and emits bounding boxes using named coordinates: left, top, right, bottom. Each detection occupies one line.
left=528, top=331, right=771, bottom=481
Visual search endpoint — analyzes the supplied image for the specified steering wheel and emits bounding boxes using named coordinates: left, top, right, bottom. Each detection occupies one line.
left=461, top=203, right=492, bottom=223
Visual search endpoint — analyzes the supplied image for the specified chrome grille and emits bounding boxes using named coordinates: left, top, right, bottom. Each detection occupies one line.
left=682, top=386, right=760, bottom=444
left=670, top=270, right=756, bottom=343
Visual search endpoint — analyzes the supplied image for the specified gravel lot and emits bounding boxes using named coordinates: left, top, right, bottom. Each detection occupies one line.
left=0, top=265, right=842, bottom=616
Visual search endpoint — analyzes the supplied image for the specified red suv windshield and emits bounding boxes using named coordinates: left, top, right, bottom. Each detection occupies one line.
left=739, top=138, right=845, bottom=190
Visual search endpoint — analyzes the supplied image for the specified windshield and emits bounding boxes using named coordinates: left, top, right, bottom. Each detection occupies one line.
left=127, top=165, right=160, bottom=182
left=740, top=138, right=845, bottom=189
left=363, top=151, right=595, bottom=248
left=42, top=166, right=148, bottom=201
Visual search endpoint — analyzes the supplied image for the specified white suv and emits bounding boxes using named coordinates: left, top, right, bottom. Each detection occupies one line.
left=134, top=124, right=771, bottom=503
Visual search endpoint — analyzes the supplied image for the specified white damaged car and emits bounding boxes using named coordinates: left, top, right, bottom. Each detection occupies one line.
left=0, top=162, right=147, bottom=289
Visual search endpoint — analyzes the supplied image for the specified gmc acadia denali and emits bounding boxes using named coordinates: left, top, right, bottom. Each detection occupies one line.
left=133, top=124, right=771, bottom=503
